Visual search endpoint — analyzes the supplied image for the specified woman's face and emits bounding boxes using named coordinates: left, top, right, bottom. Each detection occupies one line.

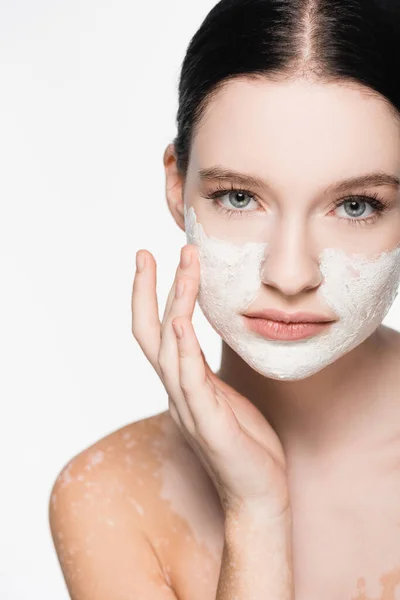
left=180, top=78, right=400, bottom=380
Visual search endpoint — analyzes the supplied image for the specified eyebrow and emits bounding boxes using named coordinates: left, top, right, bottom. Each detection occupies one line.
left=197, top=166, right=400, bottom=195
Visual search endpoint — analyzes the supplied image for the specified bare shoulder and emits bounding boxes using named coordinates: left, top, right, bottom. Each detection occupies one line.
left=48, top=410, right=184, bottom=543
left=49, top=411, right=225, bottom=599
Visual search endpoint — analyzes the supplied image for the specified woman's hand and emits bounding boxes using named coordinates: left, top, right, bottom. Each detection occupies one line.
left=131, top=243, right=291, bottom=520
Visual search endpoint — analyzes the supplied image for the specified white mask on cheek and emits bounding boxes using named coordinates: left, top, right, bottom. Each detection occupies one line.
left=184, top=204, right=400, bottom=381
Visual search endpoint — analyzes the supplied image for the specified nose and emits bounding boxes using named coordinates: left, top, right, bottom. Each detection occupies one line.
left=261, top=220, right=322, bottom=296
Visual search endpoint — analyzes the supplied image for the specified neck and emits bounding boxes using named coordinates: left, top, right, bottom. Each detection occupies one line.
left=217, top=325, right=400, bottom=471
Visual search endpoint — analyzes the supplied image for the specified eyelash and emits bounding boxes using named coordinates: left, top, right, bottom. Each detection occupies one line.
left=200, top=183, right=391, bottom=228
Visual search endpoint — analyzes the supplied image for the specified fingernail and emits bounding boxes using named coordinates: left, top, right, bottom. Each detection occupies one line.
left=180, top=248, right=191, bottom=269
left=136, top=252, right=145, bottom=272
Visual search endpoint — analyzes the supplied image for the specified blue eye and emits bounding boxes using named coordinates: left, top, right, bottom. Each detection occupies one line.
left=332, top=194, right=389, bottom=227
left=218, top=190, right=258, bottom=211
left=200, top=185, right=390, bottom=227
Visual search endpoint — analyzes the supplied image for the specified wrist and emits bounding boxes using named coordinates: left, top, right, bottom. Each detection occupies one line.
left=225, top=496, right=292, bottom=523
left=221, top=501, right=295, bottom=600
left=224, top=500, right=293, bottom=539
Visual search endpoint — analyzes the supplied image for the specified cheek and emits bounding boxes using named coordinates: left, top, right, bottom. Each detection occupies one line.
left=318, top=246, right=400, bottom=321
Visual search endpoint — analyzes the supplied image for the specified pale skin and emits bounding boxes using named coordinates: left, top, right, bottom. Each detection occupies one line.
left=49, top=78, right=400, bottom=599
left=163, top=77, right=400, bottom=476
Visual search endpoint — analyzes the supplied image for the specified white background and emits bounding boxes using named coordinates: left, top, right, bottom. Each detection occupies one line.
left=0, top=1, right=221, bottom=598
left=1, top=1, right=400, bottom=598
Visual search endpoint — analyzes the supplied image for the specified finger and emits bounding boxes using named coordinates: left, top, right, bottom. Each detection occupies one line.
left=173, top=319, right=246, bottom=463
left=161, top=244, right=199, bottom=329
left=172, top=316, right=220, bottom=434
left=158, top=252, right=200, bottom=427
left=160, top=276, right=200, bottom=392
left=168, top=395, right=183, bottom=429
left=200, top=348, right=217, bottom=381
left=161, top=261, right=181, bottom=325
left=168, top=393, right=212, bottom=470
left=131, top=250, right=162, bottom=377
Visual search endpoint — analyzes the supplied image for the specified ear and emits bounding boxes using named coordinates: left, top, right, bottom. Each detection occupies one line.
left=163, top=143, right=186, bottom=233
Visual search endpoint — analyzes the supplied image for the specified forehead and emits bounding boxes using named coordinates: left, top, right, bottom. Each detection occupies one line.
left=191, top=79, right=400, bottom=189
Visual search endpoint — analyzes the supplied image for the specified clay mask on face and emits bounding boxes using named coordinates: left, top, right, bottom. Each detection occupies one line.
left=184, top=204, right=400, bottom=380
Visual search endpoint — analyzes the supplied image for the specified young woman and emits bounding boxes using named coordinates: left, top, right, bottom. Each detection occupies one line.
left=49, top=1, right=400, bottom=599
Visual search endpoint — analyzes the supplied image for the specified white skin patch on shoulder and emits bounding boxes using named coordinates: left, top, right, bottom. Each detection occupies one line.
left=84, top=450, right=105, bottom=471
left=84, top=480, right=97, bottom=487
left=57, top=461, right=74, bottom=487
left=124, top=454, right=134, bottom=469
left=125, top=440, right=137, bottom=449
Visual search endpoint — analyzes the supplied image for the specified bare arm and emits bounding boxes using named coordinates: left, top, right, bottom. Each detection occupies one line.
left=48, top=453, right=179, bottom=600
left=216, top=505, right=295, bottom=600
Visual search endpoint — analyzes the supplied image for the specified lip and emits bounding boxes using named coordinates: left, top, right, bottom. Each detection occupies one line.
left=244, top=308, right=335, bottom=324
left=244, top=316, right=333, bottom=341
